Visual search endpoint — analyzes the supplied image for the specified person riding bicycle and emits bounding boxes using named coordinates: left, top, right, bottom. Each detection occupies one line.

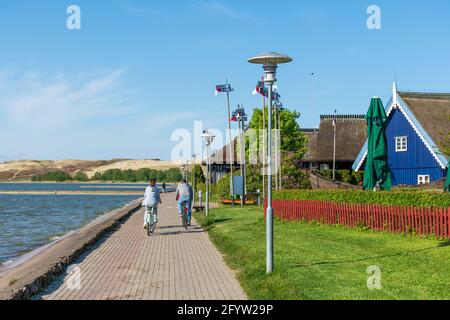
left=175, top=179, right=193, bottom=225
left=143, top=178, right=162, bottom=229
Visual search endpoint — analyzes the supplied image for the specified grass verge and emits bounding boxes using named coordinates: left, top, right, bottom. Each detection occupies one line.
left=195, top=206, right=450, bottom=300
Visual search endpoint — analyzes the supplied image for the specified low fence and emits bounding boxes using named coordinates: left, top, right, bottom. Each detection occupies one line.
left=269, top=200, right=450, bottom=238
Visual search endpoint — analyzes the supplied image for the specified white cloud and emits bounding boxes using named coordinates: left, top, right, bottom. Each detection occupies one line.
left=0, top=68, right=134, bottom=129
left=0, top=67, right=223, bottom=160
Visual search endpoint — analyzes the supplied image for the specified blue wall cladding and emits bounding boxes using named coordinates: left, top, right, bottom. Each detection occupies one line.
left=385, top=108, right=445, bottom=185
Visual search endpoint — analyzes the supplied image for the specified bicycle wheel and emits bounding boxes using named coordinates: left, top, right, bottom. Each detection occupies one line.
left=147, top=222, right=153, bottom=237
left=182, top=203, right=187, bottom=230
left=150, top=216, right=157, bottom=233
left=149, top=208, right=157, bottom=235
left=183, top=203, right=189, bottom=230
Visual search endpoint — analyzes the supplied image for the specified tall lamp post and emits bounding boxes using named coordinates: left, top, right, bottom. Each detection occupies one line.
left=192, top=153, right=197, bottom=207
left=216, top=81, right=235, bottom=206
left=201, top=130, right=215, bottom=216
left=332, top=109, right=337, bottom=182
left=232, top=105, right=248, bottom=206
left=248, top=52, right=293, bottom=274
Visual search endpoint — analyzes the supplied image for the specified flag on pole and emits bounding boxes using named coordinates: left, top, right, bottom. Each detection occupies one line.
left=333, top=110, right=337, bottom=127
left=253, top=81, right=268, bottom=97
left=215, top=84, right=233, bottom=96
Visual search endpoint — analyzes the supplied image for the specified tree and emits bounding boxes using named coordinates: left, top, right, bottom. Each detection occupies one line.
left=187, top=165, right=206, bottom=185
left=31, top=171, right=73, bottom=182
left=165, top=168, right=183, bottom=182
left=281, top=153, right=311, bottom=190
left=246, top=106, right=308, bottom=190
left=74, top=172, right=89, bottom=181
left=248, top=107, right=307, bottom=159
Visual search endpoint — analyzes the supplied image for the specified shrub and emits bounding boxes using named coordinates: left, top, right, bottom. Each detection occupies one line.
left=273, top=189, right=450, bottom=208
left=73, top=172, right=89, bottom=181
left=32, top=171, right=73, bottom=182
left=318, top=170, right=364, bottom=186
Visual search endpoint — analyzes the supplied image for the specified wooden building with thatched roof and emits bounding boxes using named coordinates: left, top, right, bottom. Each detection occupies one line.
left=301, top=115, right=368, bottom=171
left=208, top=140, right=239, bottom=184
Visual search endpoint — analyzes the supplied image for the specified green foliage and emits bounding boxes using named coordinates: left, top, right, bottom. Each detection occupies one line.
left=248, top=107, right=307, bottom=159
left=187, top=165, right=206, bottom=185
left=92, top=168, right=182, bottom=182
left=32, top=171, right=73, bottom=182
left=274, top=190, right=450, bottom=208
left=73, top=172, right=89, bottom=181
left=245, top=165, right=263, bottom=194
left=194, top=182, right=219, bottom=202
left=214, top=173, right=232, bottom=200
left=195, top=206, right=450, bottom=300
left=318, top=170, right=364, bottom=186
left=165, top=168, right=183, bottom=182
left=281, top=153, right=312, bottom=190
left=33, top=168, right=183, bottom=183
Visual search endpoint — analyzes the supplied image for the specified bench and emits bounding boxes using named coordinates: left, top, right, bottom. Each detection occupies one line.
left=192, top=206, right=205, bottom=212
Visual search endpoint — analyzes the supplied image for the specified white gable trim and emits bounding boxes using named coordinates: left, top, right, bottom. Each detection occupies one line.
left=354, top=150, right=367, bottom=172
left=354, top=97, right=446, bottom=171
left=389, top=99, right=446, bottom=169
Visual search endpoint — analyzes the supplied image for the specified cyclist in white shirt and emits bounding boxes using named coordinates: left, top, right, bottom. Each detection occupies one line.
left=142, top=178, right=162, bottom=229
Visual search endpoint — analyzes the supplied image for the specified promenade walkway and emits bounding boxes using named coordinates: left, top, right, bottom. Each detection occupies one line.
left=36, top=193, right=246, bottom=300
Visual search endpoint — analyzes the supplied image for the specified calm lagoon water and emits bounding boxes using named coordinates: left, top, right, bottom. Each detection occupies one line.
left=0, top=183, right=143, bottom=265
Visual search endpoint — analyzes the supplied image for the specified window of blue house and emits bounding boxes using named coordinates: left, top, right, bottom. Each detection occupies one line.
left=395, top=136, right=408, bottom=152
left=418, top=175, right=430, bottom=185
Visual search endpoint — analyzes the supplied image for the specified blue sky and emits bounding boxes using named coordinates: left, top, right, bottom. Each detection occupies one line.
left=1, top=0, right=450, bottom=161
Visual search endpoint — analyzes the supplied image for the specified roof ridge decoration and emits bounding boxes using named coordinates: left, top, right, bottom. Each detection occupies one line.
left=353, top=84, right=448, bottom=172
left=320, top=114, right=365, bottom=119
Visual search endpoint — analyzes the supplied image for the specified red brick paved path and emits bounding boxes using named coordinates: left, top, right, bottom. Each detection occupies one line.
left=37, top=193, right=246, bottom=300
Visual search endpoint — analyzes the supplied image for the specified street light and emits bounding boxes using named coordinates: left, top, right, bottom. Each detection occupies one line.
left=248, top=52, right=293, bottom=274
left=192, top=153, right=197, bottom=207
left=232, top=105, right=248, bottom=206
left=216, top=81, right=236, bottom=207
left=201, top=130, right=216, bottom=216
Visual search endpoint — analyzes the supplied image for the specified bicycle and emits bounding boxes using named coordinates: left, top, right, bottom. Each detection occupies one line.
left=145, top=206, right=158, bottom=236
left=181, top=200, right=189, bottom=230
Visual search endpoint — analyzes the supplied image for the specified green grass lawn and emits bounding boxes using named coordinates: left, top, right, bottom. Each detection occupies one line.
left=195, top=206, right=450, bottom=300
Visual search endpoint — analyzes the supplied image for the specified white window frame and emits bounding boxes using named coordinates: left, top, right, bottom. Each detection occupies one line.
left=418, top=175, right=430, bottom=185
left=395, top=136, right=408, bottom=152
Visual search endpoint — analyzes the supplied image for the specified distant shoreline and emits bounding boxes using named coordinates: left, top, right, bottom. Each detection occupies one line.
left=0, top=190, right=145, bottom=196
left=0, top=181, right=178, bottom=185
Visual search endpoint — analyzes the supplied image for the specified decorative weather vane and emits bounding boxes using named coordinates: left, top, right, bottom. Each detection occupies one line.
left=215, top=83, right=233, bottom=96
left=253, top=80, right=268, bottom=97
left=231, top=106, right=248, bottom=122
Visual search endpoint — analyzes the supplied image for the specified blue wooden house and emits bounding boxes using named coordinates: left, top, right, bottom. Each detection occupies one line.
left=353, top=84, right=450, bottom=186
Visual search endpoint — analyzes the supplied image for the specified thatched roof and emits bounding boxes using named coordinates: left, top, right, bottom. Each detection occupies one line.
left=303, top=115, right=367, bottom=162
left=300, top=129, right=318, bottom=161
left=209, top=139, right=238, bottom=165
left=398, top=92, right=450, bottom=150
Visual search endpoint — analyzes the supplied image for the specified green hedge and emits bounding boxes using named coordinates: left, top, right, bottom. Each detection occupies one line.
left=274, top=190, right=450, bottom=208
left=318, top=170, right=364, bottom=186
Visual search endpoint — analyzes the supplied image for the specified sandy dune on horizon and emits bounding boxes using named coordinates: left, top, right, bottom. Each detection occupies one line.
left=0, top=159, right=182, bottom=181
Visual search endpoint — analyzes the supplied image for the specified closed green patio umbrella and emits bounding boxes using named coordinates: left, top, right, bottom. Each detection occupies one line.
left=445, top=164, right=450, bottom=192
left=363, top=97, right=392, bottom=191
